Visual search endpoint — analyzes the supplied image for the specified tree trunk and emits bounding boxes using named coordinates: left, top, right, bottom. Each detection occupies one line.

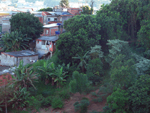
left=45, top=78, right=49, bottom=85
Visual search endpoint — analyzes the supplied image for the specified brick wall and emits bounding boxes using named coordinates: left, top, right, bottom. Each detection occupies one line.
left=0, top=73, right=12, bottom=87
left=38, top=17, right=43, bottom=24
left=51, top=28, right=58, bottom=36
left=41, top=26, right=59, bottom=36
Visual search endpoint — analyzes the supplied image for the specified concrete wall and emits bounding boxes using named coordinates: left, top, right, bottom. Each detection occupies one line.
left=36, top=49, right=49, bottom=58
left=62, top=16, right=72, bottom=25
left=17, top=56, right=38, bottom=66
left=0, top=54, right=17, bottom=66
left=0, top=53, right=38, bottom=66
left=36, top=40, right=54, bottom=51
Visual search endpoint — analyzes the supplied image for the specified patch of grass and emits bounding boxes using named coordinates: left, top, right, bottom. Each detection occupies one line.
left=51, top=97, right=64, bottom=109
left=29, top=81, right=55, bottom=97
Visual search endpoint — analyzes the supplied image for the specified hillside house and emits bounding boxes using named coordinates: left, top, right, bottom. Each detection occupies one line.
left=0, top=50, right=38, bottom=66
left=36, top=35, right=58, bottom=58
left=42, top=11, right=73, bottom=25
left=36, top=23, right=61, bottom=58
left=41, top=23, right=62, bottom=36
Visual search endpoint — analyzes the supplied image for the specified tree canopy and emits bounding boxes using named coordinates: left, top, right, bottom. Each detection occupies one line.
left=60, top=0, right=69, bottom=7
left=10, top=13, right=43, bottom=41
left=38, top=7, right=53, bottom=11
left=81, top=6, right=93, bottom=15
left=56, top=15, right=101, bottom=64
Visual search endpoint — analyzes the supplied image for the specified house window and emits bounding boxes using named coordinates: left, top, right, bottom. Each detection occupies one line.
left=48, top=18, right=50, bottom=22
left=54, top=18, right=57, bottom=21
left=42, top=41, right=45, bottom=45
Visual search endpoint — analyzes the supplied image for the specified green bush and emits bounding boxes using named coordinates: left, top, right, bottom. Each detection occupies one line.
left=128, top=74, right=150, bottom=113
left=74, top=98, right=90, bottom=113
left=90, top=110, right=100, bottom=113
left=69, top=71, right=90, bottom=94
left=27, top=95, right=43, bottom=111
left=58, top=90, right=70, bottom=100
left=41, top=96, right=53, bottom=107
left=51, top=97, right=64, bottom=109
left=110, top=54, right=136, bottom=88
left=86, top=58, right=103, bottom=85
left=105, top=88, right=129, bottom=113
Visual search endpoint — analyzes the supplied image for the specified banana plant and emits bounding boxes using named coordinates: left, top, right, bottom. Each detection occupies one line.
left=10, top=60, right=38, bottom=90
left=0, top=30, right=31, bottom=52
left=72, top=51, right=89, bottom=73
left=8, top=87, right=30, bottom=109
left=54, top=66, right=68, bottom=88
left=38, top=61, right=55, bottom=85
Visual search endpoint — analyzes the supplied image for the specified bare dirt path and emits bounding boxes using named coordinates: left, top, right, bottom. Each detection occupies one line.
left=39, top=89, right=107, bottom=113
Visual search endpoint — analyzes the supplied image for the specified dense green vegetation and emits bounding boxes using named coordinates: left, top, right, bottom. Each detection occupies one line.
left=0, top=0, right=150, bottom=112
left=10, top=13, right=43, bottom=41
left=60, top=0, right=69, bottom=7
left=0, top=31, right=31, bottom=52
left=38, top=7, right=53, bottom=11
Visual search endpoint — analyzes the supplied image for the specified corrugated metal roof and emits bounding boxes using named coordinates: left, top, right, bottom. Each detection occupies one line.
left=2, top=50, right=38, bottom=57
left=37, top=36, right=58, bottom=41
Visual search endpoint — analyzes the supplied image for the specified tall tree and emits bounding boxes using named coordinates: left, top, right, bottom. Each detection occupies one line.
left=10, top=13, right=43, bottom=41
left=81, top=6, right=93, bottom=15
left=56, top=15, right=101, bottom=64
left=60, top=0, right=69, bottom=8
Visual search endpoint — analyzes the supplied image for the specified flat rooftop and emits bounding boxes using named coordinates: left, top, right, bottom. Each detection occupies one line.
left=37, top=36, right=58, bottom=41
left=2, top=50, right=38, bottom=57
left=43, top=23, right=58, bottom=28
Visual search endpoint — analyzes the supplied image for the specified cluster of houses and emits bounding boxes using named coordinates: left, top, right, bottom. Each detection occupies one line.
left=0, top=6, right=82, bottom=67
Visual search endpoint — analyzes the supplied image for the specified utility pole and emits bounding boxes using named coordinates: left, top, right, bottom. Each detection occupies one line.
left=90, top=0, right=94, bottom=14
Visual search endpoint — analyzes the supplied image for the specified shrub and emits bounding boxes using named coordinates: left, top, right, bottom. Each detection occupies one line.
left=128, top=74, right=150, bottom=113
left=74, top=98, right=90, bottom=113
left=110, top=54, right=136, bottom=88
left=69, top=71, right=90, bottom=94
left=58, top=89, right=70, bottom=100
left=90, top=111, right=99, bottom=113
left=51, top=97, right=64, bottom=109
left=105, top=88, right=129, bottom=113
left=41, top=96, right=53, bottom=107
left=27, top=95, right=43, bottom=111
left=86, top=58, right=103, bottom=85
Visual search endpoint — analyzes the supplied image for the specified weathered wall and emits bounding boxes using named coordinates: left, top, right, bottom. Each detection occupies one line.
left=62, top=16, right=72, bottom=25
left=0, top=53, right=38, bottom=66
left=17, top=56, right=38, bottom=66
left=0, top=54, right=17, bottom=66
left=36, top=49, right=49, bottom=58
